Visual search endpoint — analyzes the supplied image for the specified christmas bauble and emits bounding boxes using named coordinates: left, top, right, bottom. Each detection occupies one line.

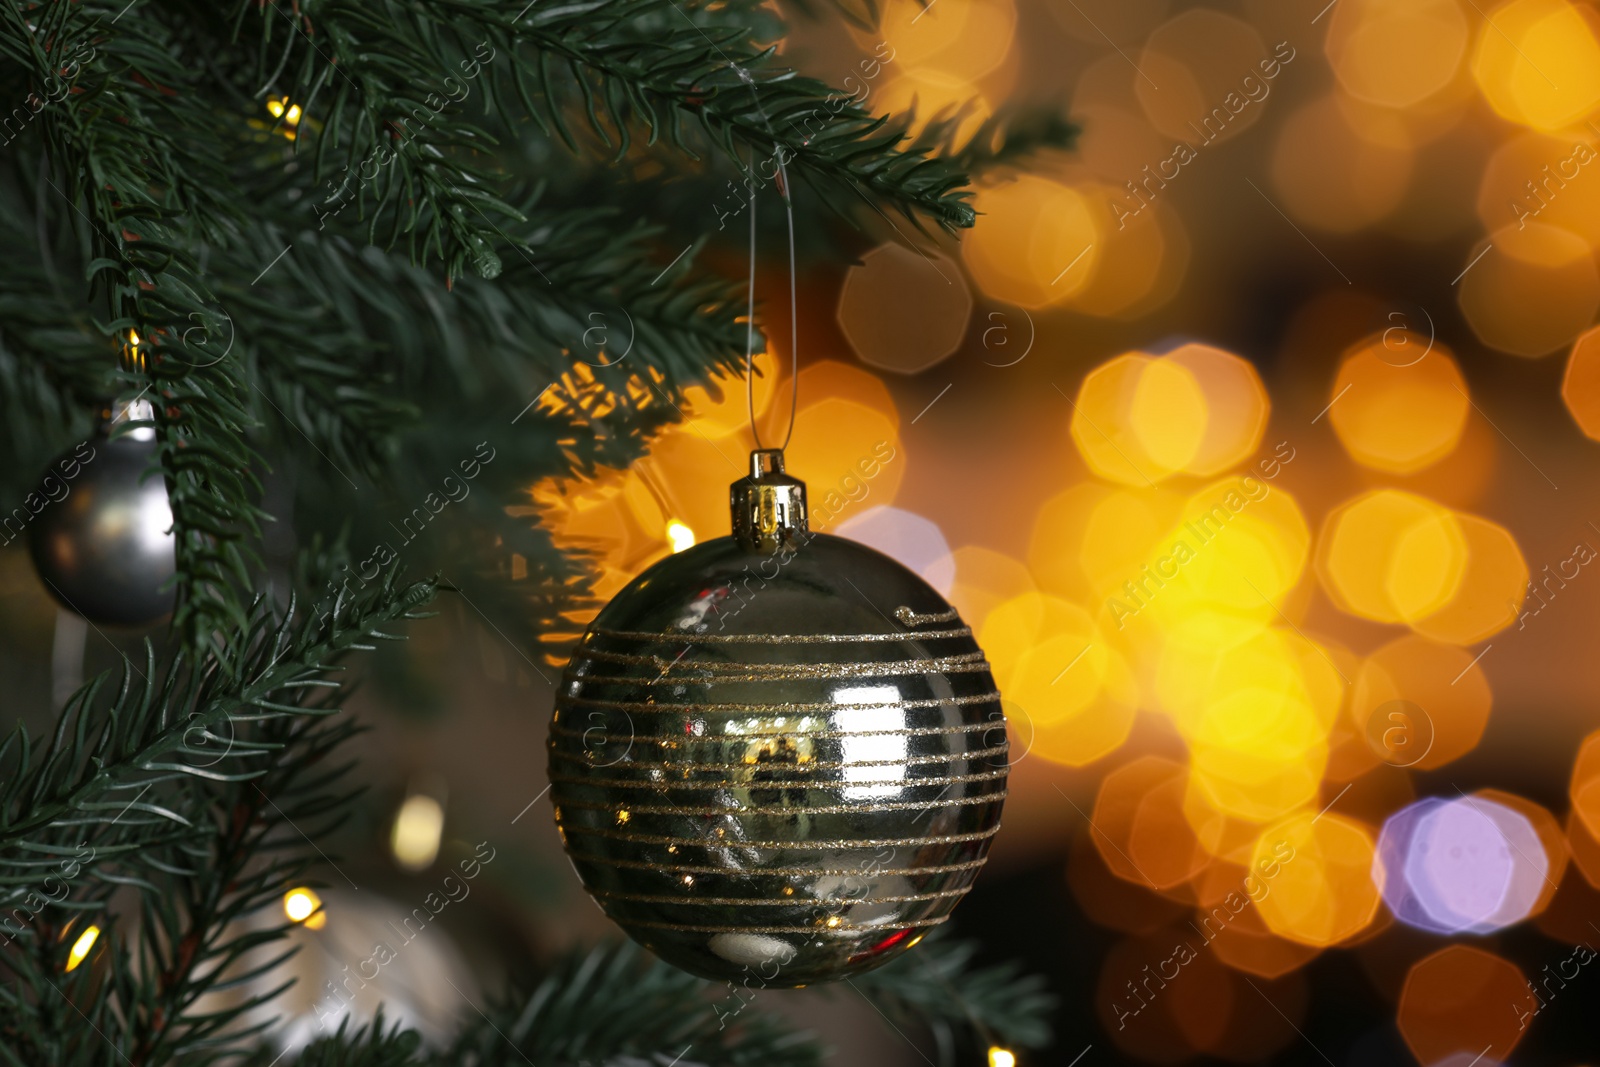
left=549, top=450, right=1007, bottom=985
left=29, top=401, right=177, bottom=626
left=191, top=887, right=477, bottom=1055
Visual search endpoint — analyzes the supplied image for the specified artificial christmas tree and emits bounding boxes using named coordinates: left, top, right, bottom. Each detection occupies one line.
left=0, top=1, right=1067, bottom=1062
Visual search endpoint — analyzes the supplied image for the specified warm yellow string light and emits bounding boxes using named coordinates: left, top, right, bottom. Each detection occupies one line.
left=283, top=887, right=326, bottom=930
left=65, top=925, right=100, bottom=972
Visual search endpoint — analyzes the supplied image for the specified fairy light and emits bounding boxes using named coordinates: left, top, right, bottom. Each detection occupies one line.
left=390, top=793, right=445, bottom=871
left=264, top=97, right=303, bottom=140
left=283, top=887, right=326, bottom=929
left=667, top=520, right=696, bottom=553
left=65, top=925, right=99, bottom=972
left=987, top=1048, right=1016, bottom=1067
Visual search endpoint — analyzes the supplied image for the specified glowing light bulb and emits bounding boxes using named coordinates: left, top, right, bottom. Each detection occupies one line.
left=65, top=925, right=99, bottom=972
left=390, top=793, right=444, bottom=871
left=988, top=1048, right=1017, bottom=1067
left=667, top=520, right=696, bottom=553
left=283, top=887, right=326, bottom=929
left=266, top=98, right=285, bottom=118
left=285, top=104, right=302, bottom=124
left=128, top=330, right=140, bottom=347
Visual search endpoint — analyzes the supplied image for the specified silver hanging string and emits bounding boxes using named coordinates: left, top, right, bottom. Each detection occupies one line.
left=738, top=68, right=800, bottom=453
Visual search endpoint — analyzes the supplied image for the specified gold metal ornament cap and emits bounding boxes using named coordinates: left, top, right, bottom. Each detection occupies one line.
left=729, top=449, right=808, bottom=552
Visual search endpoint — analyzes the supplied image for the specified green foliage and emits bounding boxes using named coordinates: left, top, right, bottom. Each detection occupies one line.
left=448, top=941, right=824, bottom=1067
left=851, top=930, right=1057, bottom=1051
left=0, top=572, right=439, bottom=1064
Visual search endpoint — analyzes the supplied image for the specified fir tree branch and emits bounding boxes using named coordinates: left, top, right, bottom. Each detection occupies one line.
left=0, top=573, right=439, bottom=1066
left=479, top=0, right=977, bottom=231
left=260, top=1012, right=426, bottom=1067
left=935, top=106, right=1080, bottom=176
left=0, top=574, right=438, bottom=864
left=848, top=931, right=1056, bottom=1052
left=0, top=1, right=267, bottom=656
left=215, top=0, right=974, bottom=262
left=445, top=941, right=824, bottom=1067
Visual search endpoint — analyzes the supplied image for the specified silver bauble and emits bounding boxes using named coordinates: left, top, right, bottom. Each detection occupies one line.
left=29, top=401, right=176, bottom=627
left=550, top=450, right=1007, bottom=985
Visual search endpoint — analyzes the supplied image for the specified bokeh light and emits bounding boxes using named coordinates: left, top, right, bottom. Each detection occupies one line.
left=1251, top=812, right=1381, bottom=947
left=1397, top=945, right=1536, bottom=1064
left=962, top=176, right=1100, bottom=309
left=1375, top=796, right=1549, bottom=934
left=783, top=403, right=902, bottom=532
left=1029, top=483, right=1183, bottom=604
left=679, top=351, right=775, bottom=439
left=1270, top=95, right=1415, bottom=233
left=1469, top=0, right=1600, bottom=130
left=1327, top=333, right=1470, bottom=473
left=1155, top=475, right=1309, bottom=617
left=1126, top=764, right=1216, bottom=889
left=391, top=793, right=445, bottom=871
left=1411, top=513, right=1528, bottom=644
left=1206, top=895, right=1322, bottom=979
left=837, top=243, right=972, bottom=375
left=283, top=887, right=326, bottom=929
left=1005, top=611, right=1139, bottom=767
left=1161, top=344, right=1269, bottom=476
left=1477, top=131, right=1600, bottom=251
left=1317, top=490, right=1469, bottom=624
left=1474, top=788, right=1569, bottom=917
left=978, top=591, right=1076, bottom=691
left=1092, top=756, right=1191, bottom=888
left=1569, top=729, right=1600, bottom=841
left=1459, top=222, right=1600, bottom=357
left=1067, top=346, right=1269, bottom=486
left=1062, top=186, right=1188, bottom=320
left=1561, top=323, right=1600, bottom=438
left=1136, top=10, right=1273, bottom=146
left=1351, top=634, right=1492, bottom=769
left=945, top=546, right=1035, bottom=632
left=869, top=0, right=1016, bottom=81
left=1324, top=0, right=1470, bottom=108
left=1050, top=0, right=1171, bottom=46
left=834, top=505, right=955, bottom=595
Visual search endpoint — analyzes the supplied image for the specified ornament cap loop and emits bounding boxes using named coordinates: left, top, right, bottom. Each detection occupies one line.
left=104, top=397, right=157, bottom=442
left=730, top=449, right=808, bottom=552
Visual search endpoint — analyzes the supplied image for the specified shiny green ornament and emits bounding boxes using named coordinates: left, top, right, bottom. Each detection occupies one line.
left=549, top=450, right=1007, bottom=985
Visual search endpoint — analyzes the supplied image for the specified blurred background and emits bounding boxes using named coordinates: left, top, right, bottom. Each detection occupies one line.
left=10, top=0, right=1600, bottom=1063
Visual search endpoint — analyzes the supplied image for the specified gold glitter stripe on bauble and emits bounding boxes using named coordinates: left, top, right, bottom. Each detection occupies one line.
left=556, top=789, right=1006, bottom=817
left=612, top=915, right=953, bottom=933
left=587, top=626, right=974, bottom=644
left=568, top=665, right=994, bottom=686
left=558, top=823, right=1002, bottom=849
left=547, top=721, right=1001, bottom=744
left=589, top=886, right=973, bottom=907
left=561, top=853, right=991, bottom=878
left=547, top=742, right=1010, bottom=772
left=895, top=606, right=962, bottom=626
left=557, top=691, right=1001, bottom=715
left=573, top=649, right=990, bottom=675
left=547, top=767, right=1010, bottom=791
